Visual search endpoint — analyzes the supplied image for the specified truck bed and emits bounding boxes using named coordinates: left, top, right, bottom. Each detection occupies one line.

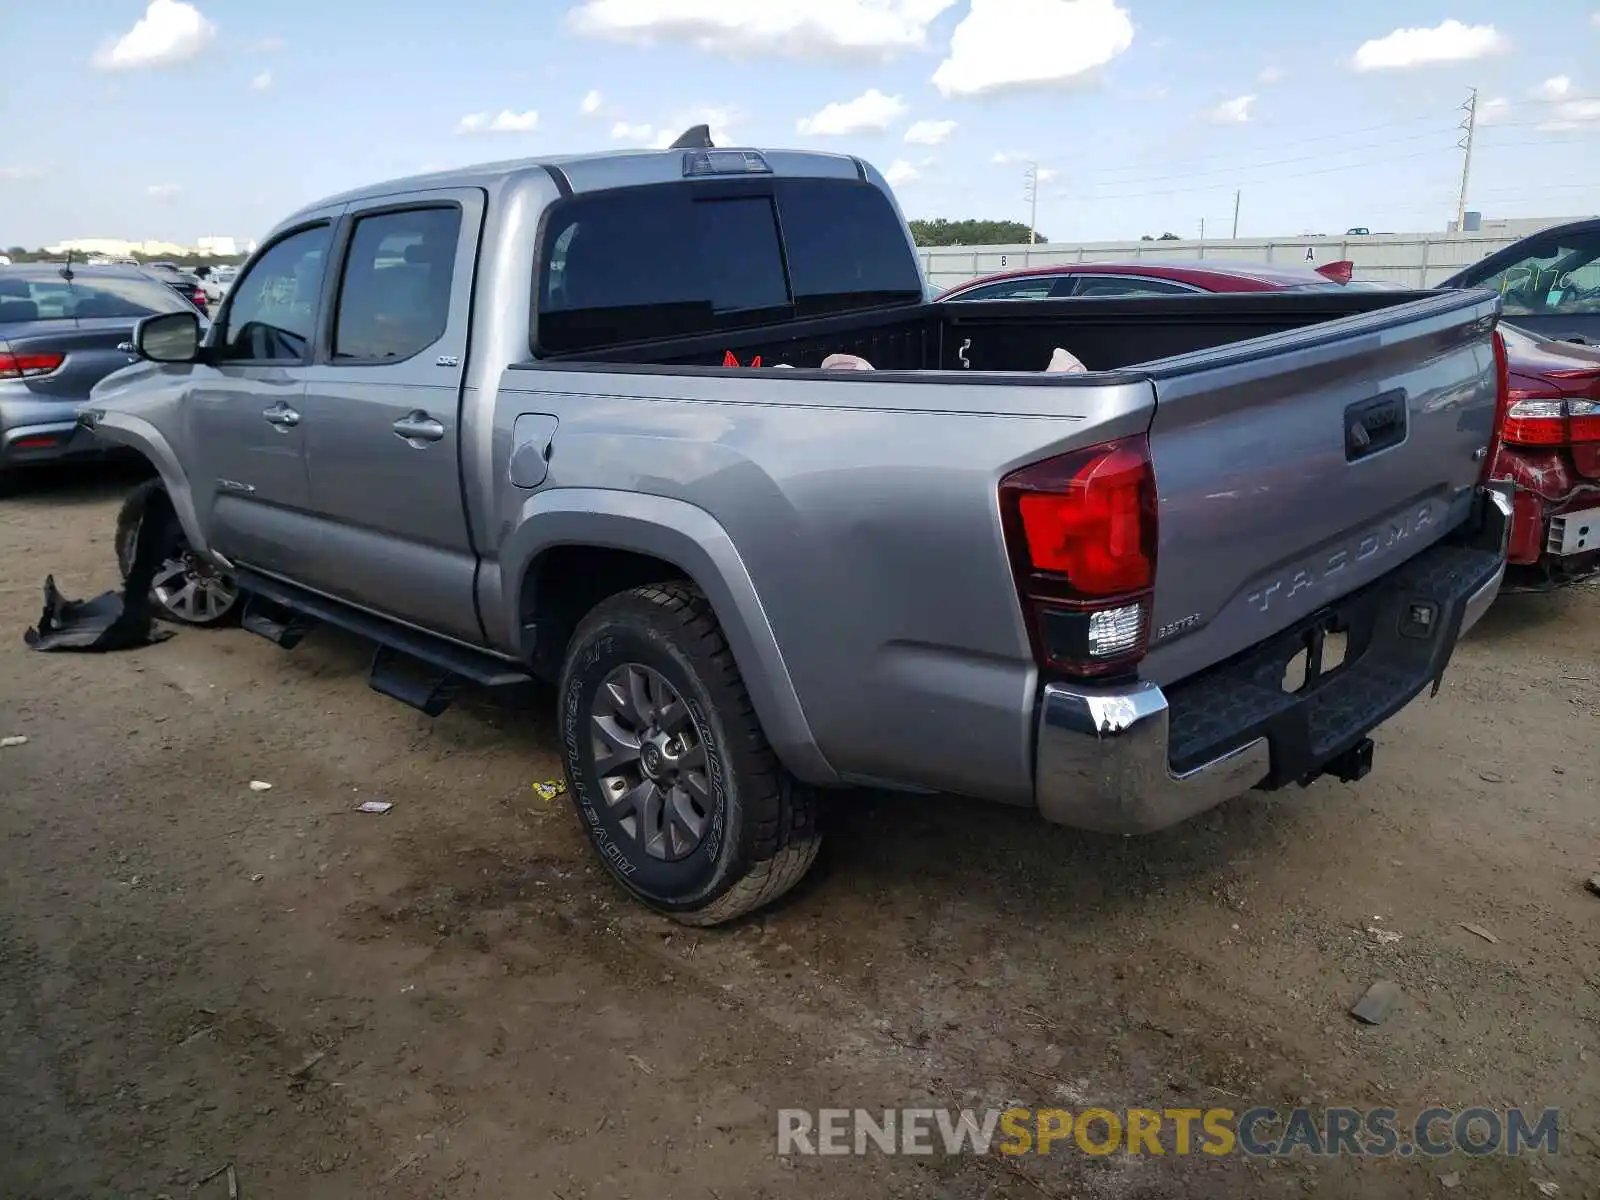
left=538, top=290, right=1440, bottom=375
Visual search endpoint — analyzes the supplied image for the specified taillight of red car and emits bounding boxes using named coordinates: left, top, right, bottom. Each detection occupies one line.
left=999, top=435, right=1158, bottom=677
left=192, top=287, right=208, bottom=309
left=0, top=350, right=65, bottom=379
left=1499, top=359, right=1600, bottom=477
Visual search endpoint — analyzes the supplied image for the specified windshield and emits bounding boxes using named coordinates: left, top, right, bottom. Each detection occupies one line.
left=0, top=274, right=193, bottom=323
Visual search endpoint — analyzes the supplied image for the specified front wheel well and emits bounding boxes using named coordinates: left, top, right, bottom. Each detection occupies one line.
left=521, top=545, right=690, bottom=678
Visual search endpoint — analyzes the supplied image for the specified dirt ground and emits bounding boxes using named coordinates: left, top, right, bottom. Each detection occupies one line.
left=1, top=466, right=1597, bottom=1200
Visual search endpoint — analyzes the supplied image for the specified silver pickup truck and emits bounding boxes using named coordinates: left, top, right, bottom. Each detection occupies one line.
left=84, top=132, right=1513, bottom=924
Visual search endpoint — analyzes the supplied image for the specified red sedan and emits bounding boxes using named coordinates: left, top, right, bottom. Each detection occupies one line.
left=936, top=258, right=1363, bottom=301
left=940, top=259, right=1600, bottom=586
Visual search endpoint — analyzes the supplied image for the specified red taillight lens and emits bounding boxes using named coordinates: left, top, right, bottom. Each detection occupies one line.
left=0, top=351, right=65, bottom=379
left=1008, top=440, right=1155, bottom=594
left=1502, top=390, right=1600, bottom=448
left=1000, top=435, right=1158, bottom=676
left=1486, top=331, right=1512, bottom=482
left=192, top=288, right=207, bottom=305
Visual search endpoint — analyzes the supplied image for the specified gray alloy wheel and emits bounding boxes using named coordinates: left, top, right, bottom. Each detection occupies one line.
left=147, top=544, right=241, bottom=626
left=590, top=662, right=712, bottom=862
left=115, top=479, right=242, bottom=628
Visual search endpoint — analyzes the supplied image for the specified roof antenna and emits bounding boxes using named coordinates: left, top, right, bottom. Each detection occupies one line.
left=60, top=249, right=75, bottom=282
left=669, top=124, right=714, bottom=150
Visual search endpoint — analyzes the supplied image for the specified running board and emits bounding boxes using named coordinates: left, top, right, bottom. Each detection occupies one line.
left=231, top=568, right=534, bottom=716
left=241, top=594, right=316, bottom=649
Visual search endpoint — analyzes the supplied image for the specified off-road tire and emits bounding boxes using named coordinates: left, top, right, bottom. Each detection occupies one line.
left=115, top=479, right=241, bottom=627
left=558, top=582, right=821, bottom=926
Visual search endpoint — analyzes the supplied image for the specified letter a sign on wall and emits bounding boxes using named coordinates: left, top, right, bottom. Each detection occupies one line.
left=1305, top=247, right=1316, bottom=262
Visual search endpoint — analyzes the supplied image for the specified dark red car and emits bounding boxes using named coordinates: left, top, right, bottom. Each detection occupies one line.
left=939, top=257, right=1600, bottom=585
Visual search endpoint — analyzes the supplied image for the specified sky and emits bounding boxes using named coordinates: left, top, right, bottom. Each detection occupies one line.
left=1, top=0, right=1598, bottom=248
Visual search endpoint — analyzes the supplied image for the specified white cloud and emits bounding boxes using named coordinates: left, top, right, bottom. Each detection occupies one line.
left=1478, top=96, right=1510, bottom=124
left=797, top=88, right=907, bottom=135
left=1351, top=20, right=1507, bottom=71
left=932, top=0, right=1134, bottom=98
left=250, top=35, right=285, bottom=52
left=883, top=159, right=920, bottom=186
left=249, top=69, right=272, bottom=91
left=1523, top=75, right=1600, bottom=130
left=646, top=106, right=741, bottom=147
left=1538, top=99, right=1600, bottom=131
left=612, top=120, right=655, bottom=141
left=1035, top=166, right=1059, bottom=182
left=581, top=89, right=604, bottom=114
left=456, top=110, right=540, bottom=134
left=567, top=0, right=957, bottom=59
left=0, top=164, right=49, bottom=182
left=1534, top=75, right=1572, bottom=101
left=904, top=118, right=957, bottom=144
left=1205, top=94, right=1255, bottom=123
left=145, top=183, right=182, bottom=199
left=992, top=150, right=1032, bottom=164
left=1258, top=65, right=1284, bottom=85
left=93, top=0, right=216, bottom=70
left=1593, top=11, right=1599, bottom=28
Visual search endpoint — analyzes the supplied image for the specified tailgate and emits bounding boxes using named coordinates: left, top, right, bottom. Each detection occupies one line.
left=1142, top=289, right=1500, bottom=686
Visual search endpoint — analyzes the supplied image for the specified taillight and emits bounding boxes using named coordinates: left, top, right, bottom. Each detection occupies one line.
left=0, top=350, right=65, bottom=379
left=1315, top=260, right=1354, bottom=285
left=1485, top=330, right=1512, bottom=483
left=1000, top=435, right=1158, bottom=677
left=192, top=287, right=207, bottom=306
left=1503, top=394, right=1600, bottom=446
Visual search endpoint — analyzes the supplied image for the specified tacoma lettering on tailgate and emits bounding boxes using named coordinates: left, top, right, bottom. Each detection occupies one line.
left=1246, top=503, right=1438, bottom=615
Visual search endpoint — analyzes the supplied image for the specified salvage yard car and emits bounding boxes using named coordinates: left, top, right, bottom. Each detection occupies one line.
left=1, top=262, right=202, bottom=492
left=82, top=130, right=1513, bottom=925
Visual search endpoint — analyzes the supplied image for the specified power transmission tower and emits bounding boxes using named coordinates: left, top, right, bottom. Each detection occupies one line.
left=1023, top=162, right=1039, bottom=244
left=1232, top=190, right=1241, bottom=239
left=1455, top=88, right=1478, bottom=232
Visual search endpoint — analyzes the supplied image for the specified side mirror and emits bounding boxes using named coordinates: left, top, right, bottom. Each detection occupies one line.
left=134, top=310, right=201, bottom=363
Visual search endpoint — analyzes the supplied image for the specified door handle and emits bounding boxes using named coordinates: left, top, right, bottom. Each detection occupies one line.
left=392, top=411, right=445, bottom=445
left=263, top=404, right=300, bottom=429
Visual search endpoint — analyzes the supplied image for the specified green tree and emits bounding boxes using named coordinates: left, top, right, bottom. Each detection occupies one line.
left=908, top=218, right=1046, bottom=247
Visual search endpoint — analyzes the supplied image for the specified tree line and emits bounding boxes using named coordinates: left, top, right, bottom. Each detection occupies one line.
left=907, top=221, right=1187, bottom=247
left=4, top=246, right=250, bottom=267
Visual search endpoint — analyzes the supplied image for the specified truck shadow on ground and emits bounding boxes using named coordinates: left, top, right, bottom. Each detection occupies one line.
left=260, top=623, right=1305, bottom=931
left=1464, top=583, right=1596, bottom=644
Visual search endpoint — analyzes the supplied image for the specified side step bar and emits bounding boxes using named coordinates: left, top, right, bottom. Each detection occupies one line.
left=233, top=568, right=533, bottom=716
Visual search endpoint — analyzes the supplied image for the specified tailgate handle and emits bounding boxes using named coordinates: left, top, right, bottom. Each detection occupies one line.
left=1345, top=390, right=1407, bottom=462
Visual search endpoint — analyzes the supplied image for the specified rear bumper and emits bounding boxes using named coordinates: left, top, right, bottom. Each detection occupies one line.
left=1035, top=485, right=1511, bottom=834
left=0, top=417, right=114, bottom=469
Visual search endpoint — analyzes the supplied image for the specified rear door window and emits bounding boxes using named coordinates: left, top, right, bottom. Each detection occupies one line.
left=535, top=178, right=923, bottom=355
left=332, top=206, right=461, bottom=362
left=1069, top=275, right=1199, bottom=298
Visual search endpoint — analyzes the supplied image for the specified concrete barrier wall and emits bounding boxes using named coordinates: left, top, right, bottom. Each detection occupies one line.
left=919, top=231, right=1539, bottom=292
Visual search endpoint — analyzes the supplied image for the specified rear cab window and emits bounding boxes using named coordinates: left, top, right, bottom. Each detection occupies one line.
left=534, top=178, right=923, bottom=355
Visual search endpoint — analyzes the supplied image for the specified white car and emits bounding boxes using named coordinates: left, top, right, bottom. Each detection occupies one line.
left=200, top=265, right=238, bottom=303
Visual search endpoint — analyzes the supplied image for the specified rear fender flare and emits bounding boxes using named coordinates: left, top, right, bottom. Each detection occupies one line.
left=498, top=489, right=839, bottom=786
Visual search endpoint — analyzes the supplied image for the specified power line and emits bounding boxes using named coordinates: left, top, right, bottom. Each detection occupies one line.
left=1055, top=128, right=1458, bottom=192
left=1051, top=147, right=1458, bottom=203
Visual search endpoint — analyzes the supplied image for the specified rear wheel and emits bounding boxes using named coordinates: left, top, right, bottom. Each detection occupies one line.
left=115, top=480, right=241, bottom=627
left=558, top=583, right=821, bottom=925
